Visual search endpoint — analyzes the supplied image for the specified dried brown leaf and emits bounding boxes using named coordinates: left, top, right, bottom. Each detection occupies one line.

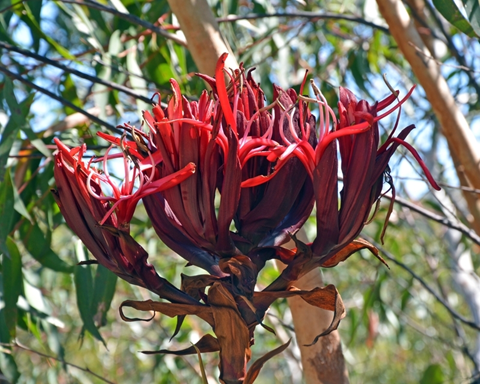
left=141, top=334, right=220, bottom=355
left=321, top=238, right=388, bottom=268
left=244, top=339, right=291, bottom=384
left=208, top=283, right=251, bottom=384
left=119, top=299, right=214, bottom=325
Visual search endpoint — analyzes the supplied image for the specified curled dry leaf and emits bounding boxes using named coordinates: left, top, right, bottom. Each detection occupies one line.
left=254, top=284, right=346, bottom=345
left=321, top=238, right=389, bottom=269
left=243, top=339, right=292, bottom=384
left=141, top=334, right=220, bottom=355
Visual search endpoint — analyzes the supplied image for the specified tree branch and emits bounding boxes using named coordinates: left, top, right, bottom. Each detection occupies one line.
left=364, top=236, right=480, bottom=332
left=54, top=0, right=187, bottom=46
left=0, top=41, right=154, bottom=105
left=386, top=195, right=480, bottom=246
left=217, top=12, right=390, bottom=34
left=0, top=65, right=122, bottom=134
left=1, top=342, right=116, bottom=384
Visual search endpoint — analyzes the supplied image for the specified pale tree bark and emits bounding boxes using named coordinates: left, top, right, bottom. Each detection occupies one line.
left=166, top=0, right=349, bottom=382
left=377, top=0, right=480, bottom=372
left=287, top=269, right=349, bottom=384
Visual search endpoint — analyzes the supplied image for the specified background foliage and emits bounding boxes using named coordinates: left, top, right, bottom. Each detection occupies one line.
left=1, top=0, right=480, bottom=383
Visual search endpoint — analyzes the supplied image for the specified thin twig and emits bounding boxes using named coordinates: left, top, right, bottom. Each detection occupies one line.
left=400, top=206, right=477, bottom=368
left=216, top=12, right=390, bottom=34
left=408, top=41, right=480, bottom=74
left=0, top=341, right=116, bottom=384
left=385, top=195, right=480, bottom=246
left=0, top=65, right=122, bottom=134
left=364, top=236, right=480, bottom=332
left=0, top=41, right=154, bottom=104
left=0, top=0, right=186, bottom=45
left=54, top=0, right=187, bottom=46
left=395, top=177, right=480, bottom=195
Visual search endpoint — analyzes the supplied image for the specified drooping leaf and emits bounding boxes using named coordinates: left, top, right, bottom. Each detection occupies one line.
left=141, top=334, right=220, bottom=355
left=11, top=169, right=32, bottom=223
left=321, top=238, right=388, bottom=268
left=192, top=342, right=209, bottom=384
left=74, top=243, right=106, bottom=345
left=90, top=264, right=117, bottom=328
left=0, top=170, right=15, bottom=255
left=20, top=125, right=51, bottom=159
left=244, top=339, right=291, bottom=384
left=2, top=237, right=23, bottom=338
left=19, top=222, right=73, bottom=273
left=18, top=3, right=75, bottom=60
left=462, top=0, right=480, bottom=36
left=254, top=284, right=346, bottom=345
left=432, top=0, right=479, bottom=37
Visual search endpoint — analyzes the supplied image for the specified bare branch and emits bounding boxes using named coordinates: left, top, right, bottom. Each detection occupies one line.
left=1, top=342, right=116, bottom=384
left=216, top=12, right=390, bottom=34
left=55, top=0, right=187, bottom=46
left=0, top=41, right=153, bottom=105
left=385, top=195, right=480, bottom=246
left=364, top=236, right=480, bottom=332
left=0, top=65, right=122, bottom=134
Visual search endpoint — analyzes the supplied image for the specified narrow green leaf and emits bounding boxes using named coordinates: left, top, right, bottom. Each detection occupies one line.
left=90, top=264, right=117, bottom=327
left=192, top=343, right=209, bottom=384
left=29, top=0, right=43, bottom=52
left=2, top=237, right=23, bottom=338
left=20, top=3, right=75, bottom=60
left=432, top=0, right=478, bottom=37
left=20, top=126, right=52, bottom=159
left=0, top=170, right=15, bottom=254
left=74, top=243, right=106, bottom=345
left=19, top=222, right=74, bottom=273
left=11, top=170, right=32, bottom=223
left=462, top=0, right=480, bottom=36
left=71, top=4, right=103, bottom=51
left=0, top=352, right=20, bottom=384
left=0, top=79, right=32, bottom=182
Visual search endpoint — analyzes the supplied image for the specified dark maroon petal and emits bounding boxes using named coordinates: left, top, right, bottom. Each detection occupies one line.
left=338, top=86, right=357, bottom=110
left=311, top=140, right=340, bottom=256
left=216, top=128, right=242, bottom=255
left=177, top=98, right=204, bottom=237
left=238, top=157, right=313, bottom=247
left=201, top=139, right=221, bottom=244
left=143, top=193, right=224, bottom=276
left=114, top=229, right=201, bottom=304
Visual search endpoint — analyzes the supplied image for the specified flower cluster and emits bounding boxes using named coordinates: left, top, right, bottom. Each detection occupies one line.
left=53, top=53, right=439, bottom=383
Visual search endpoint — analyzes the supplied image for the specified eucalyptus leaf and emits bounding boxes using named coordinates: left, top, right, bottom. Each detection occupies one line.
left=2, top=237, right=23, bottom=338
left=432, top=0, right=478, bottom=37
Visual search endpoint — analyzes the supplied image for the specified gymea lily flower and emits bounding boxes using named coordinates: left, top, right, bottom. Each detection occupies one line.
left=53, top=53, right=440, bottom=384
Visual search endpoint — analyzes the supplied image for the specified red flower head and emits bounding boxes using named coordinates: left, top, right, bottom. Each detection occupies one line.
left=139, top=54, right=316, bottom=283
left=53, top=53, right=441, bottom=383
left=52, top=137, right=196, bottom=303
